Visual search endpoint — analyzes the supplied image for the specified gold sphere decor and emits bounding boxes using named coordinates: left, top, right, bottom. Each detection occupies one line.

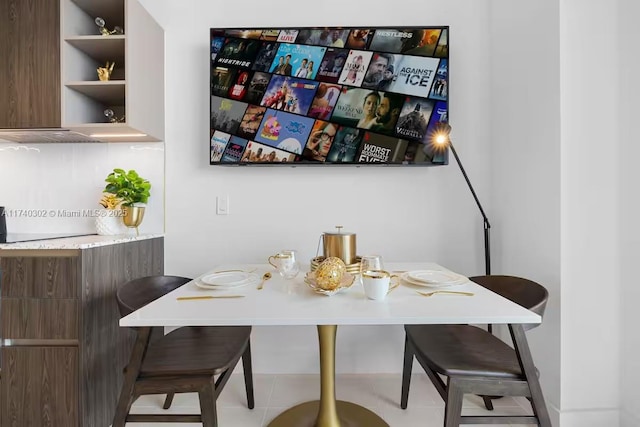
left=314, top=257, right=347, bottom=291
left=311, top=256, right=362, bottom=275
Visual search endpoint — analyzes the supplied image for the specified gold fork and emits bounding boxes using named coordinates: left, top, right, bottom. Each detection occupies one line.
left=416, top=290, right=474, bottom=297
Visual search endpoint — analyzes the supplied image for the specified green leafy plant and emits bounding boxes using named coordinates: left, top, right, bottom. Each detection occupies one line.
left=103, top=168, right=151, bottom=207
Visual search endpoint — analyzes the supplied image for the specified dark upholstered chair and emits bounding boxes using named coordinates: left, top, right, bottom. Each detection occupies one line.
left=112, top=275, right=254, bottom=427
left=401, top=275, right=551, bottom=427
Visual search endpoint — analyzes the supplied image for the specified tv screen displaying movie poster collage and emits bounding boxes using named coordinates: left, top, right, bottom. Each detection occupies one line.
left=210, top=27, right=449, bottom=165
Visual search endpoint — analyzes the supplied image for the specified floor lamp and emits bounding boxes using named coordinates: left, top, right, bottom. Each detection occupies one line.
left=434, top=124, right=491, bottom=276
left=434, top=124, right=499, bottom=408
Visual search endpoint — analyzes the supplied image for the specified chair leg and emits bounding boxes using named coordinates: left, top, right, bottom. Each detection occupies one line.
left=163, top=392, right=175, bottom=409
left=481, top=395, right=494, bottom=411
left=443, top=378, right=464, bottom=427
left=510, top=325, right=552, bottom=427
left=112, top=327, right=152, bottom=427
left=112, top=391, right=134, bottom=427
left=199, top=380, right=218, bottom=427
left=401, top=334, right=414, bottom=409
left=241, top=340, right=255, bottom=409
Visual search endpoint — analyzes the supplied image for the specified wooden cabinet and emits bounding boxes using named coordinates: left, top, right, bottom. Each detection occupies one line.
left=0, top=237, right=164, bottom=427
left=2, top=347, right=79, bottom=426
left=0, top=0, right=164, bottom=142
left=0, top=0, right=61, bottom=129
left=61, top=0, right=165, bottom=142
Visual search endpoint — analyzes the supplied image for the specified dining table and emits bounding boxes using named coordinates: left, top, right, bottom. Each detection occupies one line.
left=120, top=262, right=543, bottom=427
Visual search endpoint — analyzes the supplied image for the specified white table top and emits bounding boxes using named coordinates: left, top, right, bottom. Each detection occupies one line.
left=120, top=263, right=541, bottom=327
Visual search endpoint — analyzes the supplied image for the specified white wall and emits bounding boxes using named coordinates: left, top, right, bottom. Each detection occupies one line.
left=618, top=0, right=640, bottom=425
left=140, top=0, right=494, bottom=374
left=0, top=142, right=164, bottom=235
left=559, top=0, right=621, bottom=425
left=488, top=0, right=562, bottom=423
left=490, top=1, right=635, bottom=426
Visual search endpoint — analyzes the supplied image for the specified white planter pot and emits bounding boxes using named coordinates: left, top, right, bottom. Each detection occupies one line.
left=95, top=210, right=127, bottom=235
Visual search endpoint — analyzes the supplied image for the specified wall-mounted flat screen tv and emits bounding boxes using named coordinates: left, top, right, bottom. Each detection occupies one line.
left=210, top=27, right=449, bottom=165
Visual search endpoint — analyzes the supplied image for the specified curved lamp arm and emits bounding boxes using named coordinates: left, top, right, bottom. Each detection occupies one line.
left=438, top=124, right=492, bottom=275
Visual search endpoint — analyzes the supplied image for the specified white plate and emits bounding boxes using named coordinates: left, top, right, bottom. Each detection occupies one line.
left=194, top=275, right=257, bottom=290
left=401, top=271, right=467, bottom=288
left=199, top=271, right=256, bottom=287
left=408, top=270, right=465, bottom=284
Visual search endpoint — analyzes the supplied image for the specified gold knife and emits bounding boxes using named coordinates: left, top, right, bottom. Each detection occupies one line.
left=177, top=295, right=245, bottom=301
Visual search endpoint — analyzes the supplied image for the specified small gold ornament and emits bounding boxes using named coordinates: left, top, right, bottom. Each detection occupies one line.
left=99, top=193, right=122, bottom=210
left=97, top=61, right=115, bottom=81
left=97, top=61, right=116, bottom=82
left=95, top=17, right=123, bottom=36
left=104, top=109, right=125, bottom=123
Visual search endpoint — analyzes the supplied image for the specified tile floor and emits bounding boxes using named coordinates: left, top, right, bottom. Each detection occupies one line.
left=127, top=373, right=534, bottom=427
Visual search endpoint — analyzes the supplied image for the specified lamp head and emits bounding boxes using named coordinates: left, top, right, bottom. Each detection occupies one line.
left=432, top=123, right=452, bottom=146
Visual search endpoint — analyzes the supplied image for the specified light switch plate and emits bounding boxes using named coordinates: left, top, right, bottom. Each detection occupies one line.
left=216, top=196, right=229, bottom=215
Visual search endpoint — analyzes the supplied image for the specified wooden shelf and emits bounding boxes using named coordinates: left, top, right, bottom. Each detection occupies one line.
left=65, top=35, right=125, bottom=64
left=62, top=0, right=164, bottom=142
left=1, top=0, right=162, bottom=142
left=65, top=81, right=125, bottom=104
left=68, top=123, right=161, bottom=142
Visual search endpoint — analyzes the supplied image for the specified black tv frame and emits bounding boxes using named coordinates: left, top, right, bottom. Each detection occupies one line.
left=209, top=25, right=451, bottom=166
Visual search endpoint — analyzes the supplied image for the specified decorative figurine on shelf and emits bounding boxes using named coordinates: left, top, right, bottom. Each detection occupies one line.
left=104, top=109, right=125, bottom=123
left=95, top=17, right=124, bottom=36
left=97, top=61, right=115, bottom=81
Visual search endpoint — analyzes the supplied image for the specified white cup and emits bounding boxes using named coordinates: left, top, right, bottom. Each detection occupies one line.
left=362, top=270, right=396, bottom=300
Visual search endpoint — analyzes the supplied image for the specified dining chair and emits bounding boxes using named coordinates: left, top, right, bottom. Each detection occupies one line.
left=400, top=275, right=551, bottom=427
left=112, top=275, right=254, bottom=427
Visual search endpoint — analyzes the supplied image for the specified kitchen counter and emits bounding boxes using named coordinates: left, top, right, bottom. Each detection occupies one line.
left=0, top=233, right=164, bottom=251
left=0, top=235, right=164, bottom=426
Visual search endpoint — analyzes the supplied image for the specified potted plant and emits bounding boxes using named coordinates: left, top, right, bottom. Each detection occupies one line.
left=103, top=168, right=151, bottom=233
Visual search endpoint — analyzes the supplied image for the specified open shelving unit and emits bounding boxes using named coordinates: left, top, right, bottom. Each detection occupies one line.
left=61, top=0, right=164, bottom=142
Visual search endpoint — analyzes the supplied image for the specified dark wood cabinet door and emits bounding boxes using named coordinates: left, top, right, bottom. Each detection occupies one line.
left=0, top=257, right=78, bottom=298
left=1, top=347, right=78, bottom=427
left=2, top=298, right=79, bottom=340
left=0, top=0, right=61, bottom=128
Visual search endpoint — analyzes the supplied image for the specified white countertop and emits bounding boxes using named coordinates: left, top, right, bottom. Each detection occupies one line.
left=0, top=233, right=164, bottom=250
left=120, top=262, right=541, bottom=327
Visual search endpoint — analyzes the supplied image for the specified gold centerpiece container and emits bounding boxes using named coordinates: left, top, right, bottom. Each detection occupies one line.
left=312, top=226, right=361, bottom=273
left=321, top=226, right=357, bottom=264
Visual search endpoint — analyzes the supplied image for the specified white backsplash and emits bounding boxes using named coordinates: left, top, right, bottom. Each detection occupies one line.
left=0, top=141, right=164, bottom=234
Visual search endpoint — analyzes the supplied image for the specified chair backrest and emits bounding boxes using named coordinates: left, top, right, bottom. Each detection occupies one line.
left=117, top=275, right=192, bottom=318
left=469, top=275, right=549, bottom=331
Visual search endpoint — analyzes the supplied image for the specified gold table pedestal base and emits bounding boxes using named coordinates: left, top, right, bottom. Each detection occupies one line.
left=268, top=325, right=388, bottom=427
left=267, top=400, right=388, bottom=427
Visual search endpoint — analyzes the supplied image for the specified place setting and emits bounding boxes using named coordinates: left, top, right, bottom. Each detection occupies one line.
left=178, top=268, right=261, bottom=300
left=399, top=268, right=475, bottom=297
